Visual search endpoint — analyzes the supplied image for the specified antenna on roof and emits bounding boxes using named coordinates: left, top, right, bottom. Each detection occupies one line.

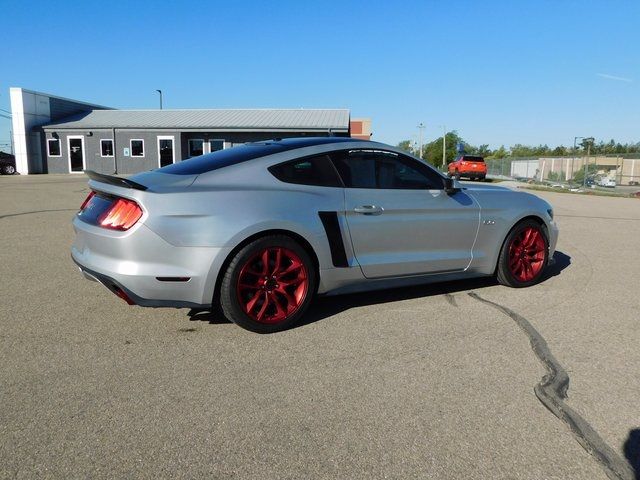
left=328, top=128, right=335, bottom=137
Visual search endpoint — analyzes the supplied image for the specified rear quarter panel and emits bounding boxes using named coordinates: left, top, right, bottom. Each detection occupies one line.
left=141, top=161, right=346, bottom=268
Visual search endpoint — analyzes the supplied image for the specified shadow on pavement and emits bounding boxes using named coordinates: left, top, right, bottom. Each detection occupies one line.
left=187, top=250, right=571, bottom=329
left=624, top=429, right=640, bottom=479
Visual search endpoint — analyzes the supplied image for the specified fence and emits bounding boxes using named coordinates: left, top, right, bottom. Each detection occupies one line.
left=483, top=155, right=640, bottom=185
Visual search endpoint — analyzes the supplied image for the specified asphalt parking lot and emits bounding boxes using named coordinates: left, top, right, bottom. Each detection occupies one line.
left=1, top=174, right=639, bottom=479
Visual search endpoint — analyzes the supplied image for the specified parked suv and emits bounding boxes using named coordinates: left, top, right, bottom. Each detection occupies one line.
left=0, top=152, right=17, bottom=175
left=447, top=155, right=487, bottom=181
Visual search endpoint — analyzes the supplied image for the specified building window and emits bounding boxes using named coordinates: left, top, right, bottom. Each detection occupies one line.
left=188, top=139, right=204, bottom=157
left=131, top=139, right=144, bottom=157
left=209, top=139, right=224, bottom=152
left=47, top=138, right=61, bottom=157
left=101, top=139, right=114, bottom=157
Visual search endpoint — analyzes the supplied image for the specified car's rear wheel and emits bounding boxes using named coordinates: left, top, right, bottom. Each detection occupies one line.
left=220, top=235, right=316, bottom=333
left=1, top=164, right=15, bottom=175
left=496, top=220, right=549, bottom=287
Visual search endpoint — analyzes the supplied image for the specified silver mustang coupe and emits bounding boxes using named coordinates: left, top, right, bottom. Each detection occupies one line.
left=72, top=137, right=558, bottom=333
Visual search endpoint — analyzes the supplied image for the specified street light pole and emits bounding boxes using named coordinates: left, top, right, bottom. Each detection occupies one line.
left=417, top=123, right=425, bottom=159
left=156, top=89, right=163, bottom=110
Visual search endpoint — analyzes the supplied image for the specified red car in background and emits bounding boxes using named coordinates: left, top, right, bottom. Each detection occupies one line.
left=447, top=155, right=487, bottom=181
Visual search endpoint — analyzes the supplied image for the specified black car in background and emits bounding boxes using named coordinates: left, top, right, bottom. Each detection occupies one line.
left=0, top=152, right=16, bottom=175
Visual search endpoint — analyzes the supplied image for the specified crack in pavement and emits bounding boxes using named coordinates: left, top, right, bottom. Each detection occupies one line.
left=444, top=293, right=458, bottom=308
left=468, top=292, right=635, bottom=480
left=0, top=209, right=78, bottom=220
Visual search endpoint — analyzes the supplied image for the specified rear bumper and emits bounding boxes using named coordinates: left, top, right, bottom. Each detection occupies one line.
left=71, top=216, right=231, bottom=307
left=73, top=257, right=207, bottom=308
left=461, top=171, right=486, bottom=178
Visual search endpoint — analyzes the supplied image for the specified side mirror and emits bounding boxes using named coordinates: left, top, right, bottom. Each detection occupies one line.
left=443, top=177, right=461, bottom=194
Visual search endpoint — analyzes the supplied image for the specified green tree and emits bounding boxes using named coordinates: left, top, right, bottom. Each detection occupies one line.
left=571, top=164, right=598, bottom=184
left=551, top=145, right=568, bottom=156
left=396, top=140, right=414, bottom=154
left=490, top=145, right=508, bottom=159
left=422, top=131, right=464, bottom=167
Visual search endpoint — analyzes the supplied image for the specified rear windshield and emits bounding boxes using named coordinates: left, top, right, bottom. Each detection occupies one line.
left=157, top=142, right=289, bottom=175
left=462, top=156, right=484, bottom=162
left=156, top=137, right=359, bottom=176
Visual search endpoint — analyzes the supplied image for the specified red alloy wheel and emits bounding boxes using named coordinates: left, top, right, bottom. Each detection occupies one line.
left=508, top=226, right=547, bottom=282
left=236, top=247, right=309, bottom=324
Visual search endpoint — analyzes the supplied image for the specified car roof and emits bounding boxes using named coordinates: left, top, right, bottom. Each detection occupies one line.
left=157, top=137, right=365, bottom=176
left=254, top=137, right=362, bottom=148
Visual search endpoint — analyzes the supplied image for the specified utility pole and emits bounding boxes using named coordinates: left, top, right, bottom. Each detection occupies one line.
left=156, top=89, right=163, bottom=110
left=438, top=125, right=447, bottom=169
left=417, top=123, right=425, bottom=159
left=582, top=137, right=594, bottom=188
left=573, top=136, right=584, bottom=183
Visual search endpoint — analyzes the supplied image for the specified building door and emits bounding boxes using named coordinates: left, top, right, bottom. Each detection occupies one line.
left=67, top=136, right=85, bottom=173
left=157, top=136, right=175, bottom=167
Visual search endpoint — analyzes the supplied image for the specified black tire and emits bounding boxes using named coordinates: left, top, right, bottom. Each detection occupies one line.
left=1, top=164, right=16, bottom=175
left=496, top=220, right=549, bottom=288
left=219, top=235, right=316, bottom=333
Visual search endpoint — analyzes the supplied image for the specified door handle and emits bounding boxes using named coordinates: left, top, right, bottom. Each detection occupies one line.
left=354, top=205, right=384, bottom=215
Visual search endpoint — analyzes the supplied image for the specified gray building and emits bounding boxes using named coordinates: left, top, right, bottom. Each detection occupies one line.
left=9, top=88, right=351, bottom=175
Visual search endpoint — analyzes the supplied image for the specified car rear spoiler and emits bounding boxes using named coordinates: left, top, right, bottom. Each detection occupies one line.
left=84, top=170, right=148, bottom=191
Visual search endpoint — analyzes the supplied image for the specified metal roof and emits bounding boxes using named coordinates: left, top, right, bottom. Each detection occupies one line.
left=43, top=109, right=350, bottom=131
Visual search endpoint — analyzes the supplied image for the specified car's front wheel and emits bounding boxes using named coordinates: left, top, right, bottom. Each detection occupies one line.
left=220, top=235, right=316, bottom=333
left=496, top=220, right=549, bottom=288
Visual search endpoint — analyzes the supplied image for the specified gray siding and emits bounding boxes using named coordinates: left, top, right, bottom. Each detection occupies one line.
left=43, top=129, right=115, bottom=174
left=42, top=129, right=182, bottom=174
left=40, top=128, right=340, bottom=175
left=114, top=130, right=182, bottom=174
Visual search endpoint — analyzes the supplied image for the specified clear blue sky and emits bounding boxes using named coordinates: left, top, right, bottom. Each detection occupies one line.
left=1, top=0, right=638, bottom=150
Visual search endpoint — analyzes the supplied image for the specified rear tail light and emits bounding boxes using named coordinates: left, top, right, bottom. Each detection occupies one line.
left=80, top=191, right=96, bottom=210
left=98, top=198, right=143, bottom=231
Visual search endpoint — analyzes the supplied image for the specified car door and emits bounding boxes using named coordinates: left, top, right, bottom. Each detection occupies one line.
left=331, top=149, right=480, bottom=279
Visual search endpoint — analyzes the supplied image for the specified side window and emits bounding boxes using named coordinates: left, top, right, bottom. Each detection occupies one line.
left=268, top=154, right=342, bottom=187
left=331, top=150, right=443, bottom=189
left=382, top=154, right=443, bottom=189
left=330, top=150, right=377, bottom=188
